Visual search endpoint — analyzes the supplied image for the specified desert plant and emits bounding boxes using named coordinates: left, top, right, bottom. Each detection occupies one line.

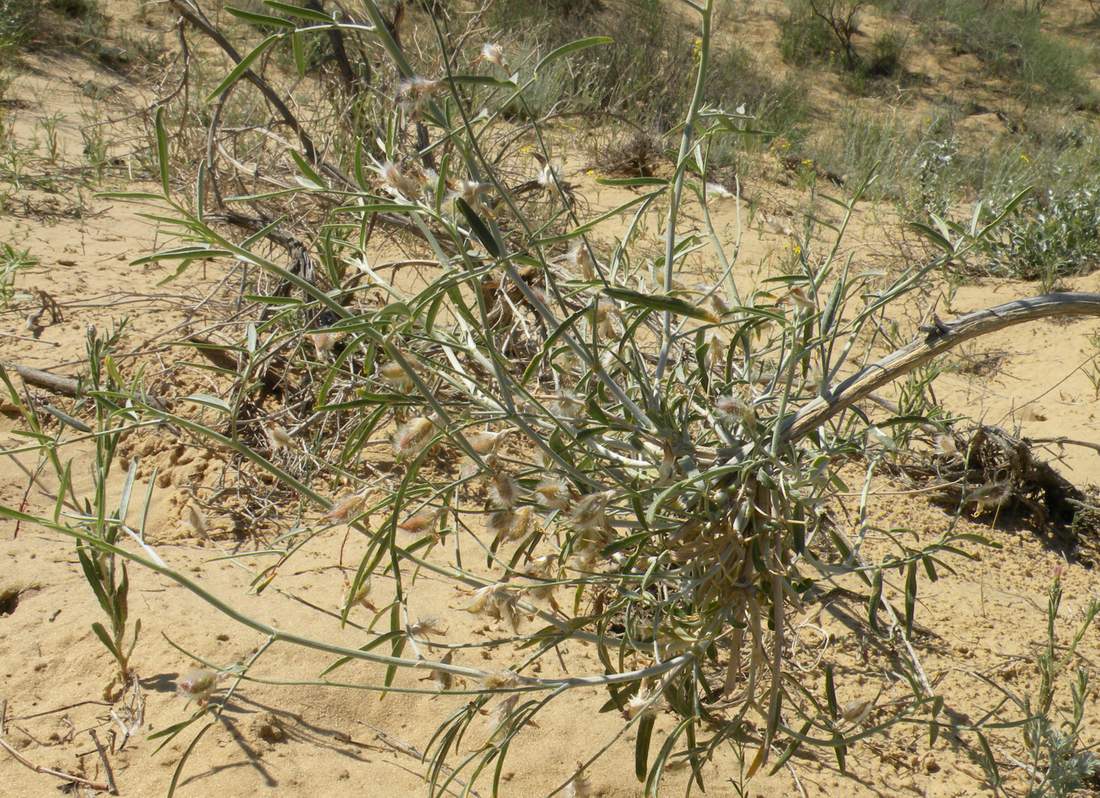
left=974, top=572, right=1100, bottom=797
left=780, top=0, right=864, bottom=70
left=0, top=323, right=145, bottom=685
left=879, top=0, right=1093, bottom=107
left=75, top=324, right=145, bottom=685
left=865, top=29, right=906, bottom=77
left=0, top=241, right=35, bottom=305
left=981, top=181, right=1100, bottom=290
left=4, top=1, right=1100, bottom=795
left=0, top=0, right=38, bottom=51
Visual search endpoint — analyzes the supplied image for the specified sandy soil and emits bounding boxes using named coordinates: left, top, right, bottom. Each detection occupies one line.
left=2, top=3, right=1100, bottom=797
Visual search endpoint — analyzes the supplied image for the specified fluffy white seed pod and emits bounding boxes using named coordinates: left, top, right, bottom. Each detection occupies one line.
left=622, top=690, right=664, bottom=720
left=716, top=394, right=755, bottom=426
left=397, top=509, right=440, bottom=535
left=427, top=650, right=454, bottom=691
left=480, top=669, right=522, bottom=690
left=565, top=764, right=592, bottom=798
left=378, top=160, right=424, bottom=198
left=393, top=416, right=435, bottom=458
left=486, top=509, right=515, bottom=539
left=309, top=331, right=340, bottom=355
left=379, top=360, right=414, bottom=392
left=476, top=42, right=507, bottom=68
left=467, top=584, right=522, bottom=632
left=324, top=492, right=366, bottom=524
left=177, top=669, right=219, bottom=704
left=535, top=477, right=571, bottom=511
left=267, top=424, right=293, bottom=451
left=570, top=491, right=609, bottom=533
left=506, top=506, right=534, bottom=542
left=489, top=471, right=518, bottom=509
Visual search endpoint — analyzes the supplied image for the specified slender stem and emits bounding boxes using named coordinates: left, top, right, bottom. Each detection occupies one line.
left=655, top=0, right=713, bottom=382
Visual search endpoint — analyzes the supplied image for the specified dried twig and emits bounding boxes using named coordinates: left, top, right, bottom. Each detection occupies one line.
left=10, top=364, right=81, bottom=397
left=0, top=736, right=111, bottom=792
left=88, top=729, right=118, bottom=795
left=784, top=293, right=1100, bottom=443
left=1029, top=436, right=1100, bottom=457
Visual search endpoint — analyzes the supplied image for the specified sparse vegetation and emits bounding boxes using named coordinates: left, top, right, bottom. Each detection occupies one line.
left=874, top=0, right=1096, bottom=107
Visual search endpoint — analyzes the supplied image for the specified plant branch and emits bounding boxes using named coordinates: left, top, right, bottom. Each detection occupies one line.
left=782, top=293, right=1100, bottom=443
left=0, top=736, right=111, bottom=792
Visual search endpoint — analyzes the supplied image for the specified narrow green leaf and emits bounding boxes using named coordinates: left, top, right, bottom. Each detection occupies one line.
left=603, top=286, right=717, bottom=323
left=535, top=36, right=612, bottom=74
left=833, top=731, right=847, bottom=773
left=264, top=0, right=332, bottom=22
left=154, top=106, right=170, bottom=195
left=290, top=149, right=326, bottom=190
left=929, top=695, right=943, bottom=747
left=904, top=558, right=918, bottom=637
left=91, top=622, right=123, bottom=661
left=907, top=221, right=952, bottom=254
left=181, top=393, right=232, bottom=413
left=206, top=35, right=280, bottom=103
left=768, top=719, right=812, bottom=775
left=596, top=176, right=668, bottom=187
left=868, top=568, right=883, bottom=633
left=166, top=721, right=215, bottom=798
left=456, top=197, right=500, bottom=257
left=96, top=191, right=167, bottom=201
left=635, top=714, right=655, bottom=781
left=824, top=664, right=839, bottom=718
left=922, top=554, right=938, bottom=582
left=644, top=717, right=692, bottom=797
left=291, top=30, right=307, bottom=76
left=225, top=5, right=294, bottom=28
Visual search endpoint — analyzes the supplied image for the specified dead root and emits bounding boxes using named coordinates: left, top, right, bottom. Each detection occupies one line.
left=898, top=424, right=1100, bottom=563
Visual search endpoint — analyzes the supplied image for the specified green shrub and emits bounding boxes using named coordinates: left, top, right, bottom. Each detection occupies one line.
left=779, top=5, right=842, bottom=66
left=982, top=181, right=1100, bottom=288
left=873, top=0, right=1094, bottom=106
left=491, top=1, right=808, bottom=165
left=0, top=0, right=38, bottom=50
left=866, top=29, right=906, bottom=77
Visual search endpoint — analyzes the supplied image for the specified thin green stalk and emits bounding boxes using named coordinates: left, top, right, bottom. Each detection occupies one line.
left=655, top=0, right=713, bottom=382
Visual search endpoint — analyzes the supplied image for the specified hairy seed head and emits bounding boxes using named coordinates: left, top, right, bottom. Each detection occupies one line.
left=535, top=477, right=571, bottom=511
left=480, top=669, right=521, bottom=690
left=570, top=491, right=609, bottom=533
left=623, top=690, right=663, bottom=720
left=467, top=428, right=513, bottom=454
left=489, top=471, right=518, bottom=509
left=716, top=394, right=755, bottom=426
left=177, top=669, right=219, bottom=703
left=378, top=160, right=423, bottom=198
left=476, top=42, right=507, bottom=68
left=393, top=416, right=435, bottom=458
left=309, top=331, right=339, bottom=354
left=565, top=764, right=592, bottom=798
left=428, top=651, right=454, bottom=691
left=486, top=509, right=515, bottom=539
left=267, top=424, right=293, bottom=451
left=467, top=584, right=522, bottom=632
left=407, top=616, right=447, bottom=638
left=507, top=506, right=534, bottom=542
left=325, top=492, right=366, bottom=524
left=397, top=509, right=439, bottom=535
